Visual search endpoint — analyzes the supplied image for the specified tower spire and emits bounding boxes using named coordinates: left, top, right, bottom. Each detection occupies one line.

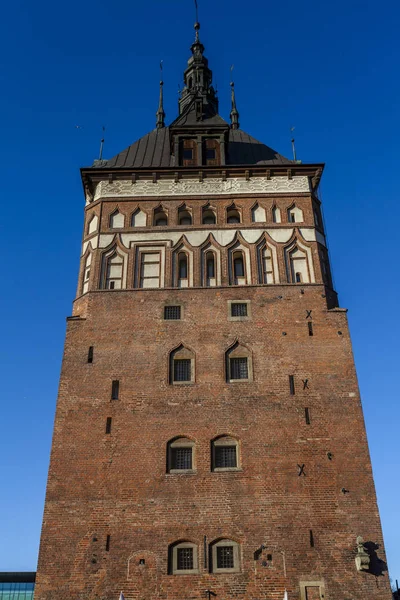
left=230, top=67, right=240, bottom=130
left=156, top=61, right=165, bottom=129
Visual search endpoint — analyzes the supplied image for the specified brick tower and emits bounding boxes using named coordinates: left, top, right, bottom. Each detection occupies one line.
left=35, top=20, right=392, bottom=600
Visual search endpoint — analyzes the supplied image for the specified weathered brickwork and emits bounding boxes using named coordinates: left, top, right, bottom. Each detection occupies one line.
left=35, top=275, right=391, bottom=599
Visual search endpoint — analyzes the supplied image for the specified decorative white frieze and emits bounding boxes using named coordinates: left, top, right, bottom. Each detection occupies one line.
left=91, top=176, right=310, bottom=202
left=84, top=227, right=324, bottom=256
left=94, top=227, right=323, bottom=252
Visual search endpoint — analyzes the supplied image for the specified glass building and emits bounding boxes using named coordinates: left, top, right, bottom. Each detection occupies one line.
left=0, top=573, right=35, bottom=599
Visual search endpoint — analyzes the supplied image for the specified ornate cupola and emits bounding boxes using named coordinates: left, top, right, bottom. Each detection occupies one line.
left=178, top=22, right=218, bottom=118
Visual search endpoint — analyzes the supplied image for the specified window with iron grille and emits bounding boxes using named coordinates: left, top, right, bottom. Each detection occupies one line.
left=177, top=547, right=194, bottom=570
left=215, top=446, right=237, bottom=469
left=164, top=305, right=181, bottom=320
left=231, top=303, right=247, bottom=317
left=174, top=359, right=191, bottom=382
left=171, top=447, right=192, bottom=470
left=230, top=357, right=248, bottom=380
left=217, top=546, right=235, bottom=569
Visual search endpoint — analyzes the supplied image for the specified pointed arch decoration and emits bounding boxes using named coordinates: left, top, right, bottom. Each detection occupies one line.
left=131, top=207, right=147, bottom=227
left=256, top=234, right=280, bottom=284
left=287, top=203, right=304, bottom=223
left=251, top=202, right=266, bottom=223
left=227, top=235, right=252, bottom=285
left=200, top=235, right=222, bottom=287
left=272, top=204, right=281, bottom=223
left=172, top=238, right=194, bottom=288
left=284, top=237, right=315, bottom=283
left=100, top=244, right=129, bottom=289
left=109, top=208, right=125, bottom=229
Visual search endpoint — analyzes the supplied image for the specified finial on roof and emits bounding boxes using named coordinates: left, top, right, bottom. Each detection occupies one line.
left=156, top=61, right=165, bottom=129
left=194, top=0, right=200, bottom=40
left=230, top=66, right=240, bottom=130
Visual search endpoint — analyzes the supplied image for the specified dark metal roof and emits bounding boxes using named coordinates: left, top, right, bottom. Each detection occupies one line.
left=94, top=125, right=291, bottom=170
left=0, top=573, right=36, bottom=583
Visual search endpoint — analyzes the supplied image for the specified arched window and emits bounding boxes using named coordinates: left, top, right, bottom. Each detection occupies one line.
left=154, top=207, right=168, bottom=226
left=169, top=541, right=198, bottom=575
left=233, top=251, right=245, bottom=285
left=205, top=252, right=216, bottom=287
left=251, top=203, right=266, bottom=223
left=210, top=539, right=240, bottom=573
left=287, top=204, right=304, bottom=223
left=227, top=206, right=241, bottom=224
left=110, top=209, right=124, bottom=229
left=202, top=207, right=216, bottom=225
left=178, top=252, right=188, bottom=287
left=225, top=342, right=252, bottom=382
left=259, top=246, right=274, bottom=284
left=82, top=253, right=92, bottom=294
left=211, top=436, right=239, bottom=471
left=288, top=246, right=309, bottom=283
left=131, top=208, right=146, bottom=227
left=169, top=345, right=195, bottom=384
left=178, top=206, right=192, bottom=226
left=102, top=250, right=125, bottom=289
left=272, top=206, right=281, bottom=223
left=167, top=437, right=195, bottom=473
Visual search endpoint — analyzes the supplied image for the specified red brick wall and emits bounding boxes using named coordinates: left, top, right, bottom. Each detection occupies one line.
left=35, top=283, right=392, bottom=600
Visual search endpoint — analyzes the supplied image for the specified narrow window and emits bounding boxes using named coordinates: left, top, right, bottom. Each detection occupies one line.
left=111, top=380, right=119, bottom=400
left=206, top=148, right=216, bottom=160
left=227, top=209, right=241, bottom=224
left=87, top=346, right=94, bottom=363
left=206, top=254, right=215, bottom=279
left=288, top=211, right=296, bottom=223
left=310, top=530, right=315, bottom=548
left=295, top=272, right=302, bottom=283
left=308, top=322, right=314, bottom=336
left=230, top=357, right=248, bottom=380
left=104, top=251, right=124, bottom=290
left=231, top=303, right=247, bottom=318
left=202, top=208, right=216, bottom=225
left=106, top=535, right=111, bottom=551
left=233, top=254, right=244, bottom=278
left=154, top=208, right=168, bottom=226
left=105, top=417, right=112, bottom=434
left=164, top=305, right=181, bottom=320
left=178, top=254, right=188, bottom=279
left=178, top=207, right=192, bottom=225
left=174, top=359, right=191, bottom=382
left=289, top=375, right=295, bottom=395
left=305, top=407, right=311, bottom=425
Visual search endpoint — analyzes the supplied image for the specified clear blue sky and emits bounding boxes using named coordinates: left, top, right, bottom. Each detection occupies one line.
left=0, top=0, right=399, bottom=585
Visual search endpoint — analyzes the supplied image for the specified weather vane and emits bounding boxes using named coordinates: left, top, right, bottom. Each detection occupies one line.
left=290, top=126, right=297, bottom=162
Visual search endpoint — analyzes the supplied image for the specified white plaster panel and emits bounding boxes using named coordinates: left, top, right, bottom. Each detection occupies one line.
left=99, top=234, right=116, bottom=248
left=252, top=204, right=266, bottom=222
left=93, top=176, right=310, bottom=200
left=267, top=229, right=294, bottom=243
left=82, top=236, right=99, bottom=256
left=88, top=214, right=98, bottom=234
left=114, top=229, right=303, bottom=248
left=299, top=228, right=317, bottom=242
left=241, top=230, right=265, bottom=244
